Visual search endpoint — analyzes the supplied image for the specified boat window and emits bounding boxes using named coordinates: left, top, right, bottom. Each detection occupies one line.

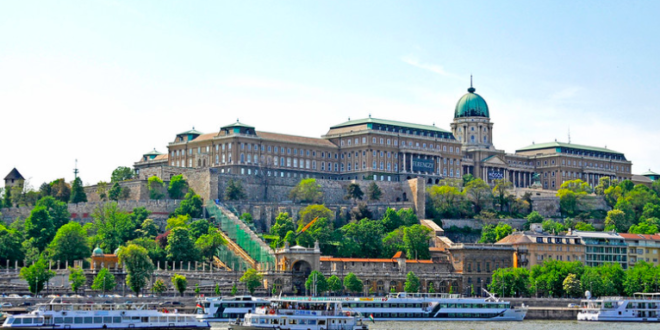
left=83, top=317, right=93, bottom=324
left=54, top=317, right=63, bottom=324
left=271, top=319, right=279, bottom=325
left=113, top=317, right=121, bottom=323
left=142, top=317, right=149, bottom=323
left=318, top=320, right=326, bottom=325
left=94, top=317, right=103, bottom=324
left=167, top=317, right=175, bottom=323
left=74, top=317, right=83, bottom=324
left=11, top=319, right=21, bottom=325
left=159, top=317, right=167, bottom=323
left=259, top=318, right=267, bottom=324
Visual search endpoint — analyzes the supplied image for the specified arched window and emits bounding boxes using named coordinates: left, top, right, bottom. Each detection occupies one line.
left=471, top=135, right=475, bottom=143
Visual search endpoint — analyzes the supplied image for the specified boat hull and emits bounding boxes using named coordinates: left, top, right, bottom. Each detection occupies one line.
left=0, top=326, right=209, bottom=330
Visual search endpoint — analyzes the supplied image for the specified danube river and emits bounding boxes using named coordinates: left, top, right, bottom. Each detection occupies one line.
left=212, top=320, right=659, bottom=329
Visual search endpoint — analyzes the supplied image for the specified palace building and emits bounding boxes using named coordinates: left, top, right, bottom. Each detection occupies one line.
left=135, top=82, right=633, bottom=190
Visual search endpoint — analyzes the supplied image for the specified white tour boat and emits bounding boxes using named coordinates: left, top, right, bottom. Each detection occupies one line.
left=1, top=299, right=210, bottom=330
left=228, top=299, right=368, bottom=330
left=278, top=291, right=527, bottom=321
left=196, top=296, right=270, bottom=322
left=578, top=292, right=660, bottom=322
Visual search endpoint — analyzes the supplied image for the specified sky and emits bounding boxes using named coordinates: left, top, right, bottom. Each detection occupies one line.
left=1, top=1, right=659, bottom=188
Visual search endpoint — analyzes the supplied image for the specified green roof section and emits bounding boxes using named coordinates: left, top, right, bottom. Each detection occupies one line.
left=221, top=119, right=255, bottom=130
left=516, top=141, right=624, bottom=155
left=641, top=170, right=660, bottom=176
left=330, top=117, right=452, bottom=134
left=143, top=148, right=163, bottom=156
left=177, top=128, right=203, bottom=136
left=454, top=84, right=489, bottom=118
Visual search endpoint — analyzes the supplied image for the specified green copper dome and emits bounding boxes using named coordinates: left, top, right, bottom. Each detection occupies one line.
left=93, top=246, right=104, bottom=256
left=454, top=85, right=489, bottom=118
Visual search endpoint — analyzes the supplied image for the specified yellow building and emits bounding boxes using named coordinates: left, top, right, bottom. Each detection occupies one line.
left=496, top=226, right=586, bottom=268
left=620, top=233, right=660, bottom=267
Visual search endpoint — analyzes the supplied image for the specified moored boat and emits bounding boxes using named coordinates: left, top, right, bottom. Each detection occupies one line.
left=1, top=299, right=210, bottom=330
left=578, top=292, right=660, bottom=322
left=228, top=298, right=368, bottom=330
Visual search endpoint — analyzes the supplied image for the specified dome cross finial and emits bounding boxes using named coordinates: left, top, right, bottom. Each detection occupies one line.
left=468, top=75, right=476, bottom=93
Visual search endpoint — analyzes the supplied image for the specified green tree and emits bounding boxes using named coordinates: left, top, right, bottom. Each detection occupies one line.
left=427, top=185, right=466, bottom=218
left=404, top=271, right=420, bottom=293
left=289, top=178, right=323, bottom=203
left=563, top=273, right=582, bottom=298
left=489, top=267, right=531, bottom=297
left=541, top=219, right=566, bottom=234
left=575, top=221, right=596, bottom=231
left=175, top=189, right=203, bottom=218
left=127, top=237, right=167, bottom=270
left=479, top=222, right=513, bottom=243
left=69, top=267, right=86, bottom=294
left=296, top=217, right=332, bottom=251
left=224, top=179, right=247, bottom=201
left=231, top=283, right=238, bottom=296
left=24, top=205, right=55, bottom=251
left=92, top=268, right=116, bottom=294
left=327, top=275, right=343, bottom=295
left=152, top=279, right=167, bottom=296
left=530, top=260, right=584, bottom=297
left=581, top=263, right=625, bottom=297
left=168, top=175, right=188, bottom=199
left=343, top=272, right=363, bottom=294
left=136, top=219, right=159, bottom=239
left=108, top=182, right=121, bottom=201
left=166, top=214, right=190, bottom=231
left=366, top=182, right=382, bottom=201
left=270, top=213, right=296, bottom=247
left=605, top=209, right=630, bottom=232
left=240, top=268, right=263, bottom=295
left=92, top=202, right=133, bottom=253
left=195, top=229, right=227, bottom=261
left=118, top=244, right=155, bottom=295
left=148, top=176, right=165, bottom=200
left=2, top=186, right=11, bottom=208
left=194, top=283, right=200, bottom=295
left=214, top=283, right=221, bottom=295
left=305, top=270, right=329, bottom=295
left=339, top=219, right=384, bottom=258
left=166, top=227, right=199, bottom=262
left=381, top=208, right=403, bottom=232
left=0, top=223, right=23, bottom=264
left=49, top=179, right=71, bottom=203
left=48, top=222, right=91, bottom=265
left=526, top=211, right=544, bottom=224
left=345, top=183, right=364, bottom=202
left=189, top=219, right=211, bottom=240
left=69, top=177, right=88, bottom=203
left=36, top=196, right=70, bottom=230
left=492, top=179, right=513, bottom=212
left=465, top=179, right=492, bottom=214
left=239, top=213, right=253, bottom=224
left=398, top=208, right=418, bottom=226
left=623, top=261, right=656, bottom=295
left=172, top=274, right=188, bottom=296
left=111, top=166, right=134, bottom=182
left=19, top=258, right=55, bottom=295
left=381, top=228, right=405, bottom=258
left=298, top=204, right=333, bottom=228
left=629, top=219, right=659, bottom=234
left=403, top=225, right=432, bottom=259
left=462, top=174, right=475, bottom=186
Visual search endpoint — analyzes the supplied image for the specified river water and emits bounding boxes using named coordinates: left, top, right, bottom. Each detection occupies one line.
left=212, top=320, right=659, bottom=329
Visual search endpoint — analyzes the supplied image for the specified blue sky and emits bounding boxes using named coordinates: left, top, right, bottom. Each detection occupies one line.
left=1, top=1, right=659, bottom=187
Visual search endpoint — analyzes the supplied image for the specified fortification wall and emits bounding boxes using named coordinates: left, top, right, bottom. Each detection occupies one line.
left=1, top=200, right=180, bottom=224
left=441, top=218, right=528, bottom=231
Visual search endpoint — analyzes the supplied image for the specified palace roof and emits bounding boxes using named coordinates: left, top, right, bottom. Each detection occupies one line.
left=516, top=141, right=623, bottom=155
left=330, top=117, right=452, bottom=134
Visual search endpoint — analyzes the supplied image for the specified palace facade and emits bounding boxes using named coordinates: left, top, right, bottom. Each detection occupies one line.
left=135, top=83, right=633, bottom=190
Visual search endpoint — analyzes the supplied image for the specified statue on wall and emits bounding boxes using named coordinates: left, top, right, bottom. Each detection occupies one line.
left=530, top=173, right=542, bottom=189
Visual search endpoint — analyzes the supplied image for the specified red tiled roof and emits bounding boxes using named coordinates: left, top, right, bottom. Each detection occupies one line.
left=191, top=132, right=218, bottom=142
left=320, top=257, right=396, bottom=263
left=619, top=233, right=660, bottom=241
left=392, top=251, right=404, bottom=259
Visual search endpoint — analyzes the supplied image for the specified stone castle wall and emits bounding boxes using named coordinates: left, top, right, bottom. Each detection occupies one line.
left=1, top=200, right=180, bottom=224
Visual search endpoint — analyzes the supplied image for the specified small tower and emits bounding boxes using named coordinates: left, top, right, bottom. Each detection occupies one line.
left=4, top=168, right=25, bottom=189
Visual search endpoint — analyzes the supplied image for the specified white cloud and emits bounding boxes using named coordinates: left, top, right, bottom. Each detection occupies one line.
left=401, top=55, right=456, bottom=78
